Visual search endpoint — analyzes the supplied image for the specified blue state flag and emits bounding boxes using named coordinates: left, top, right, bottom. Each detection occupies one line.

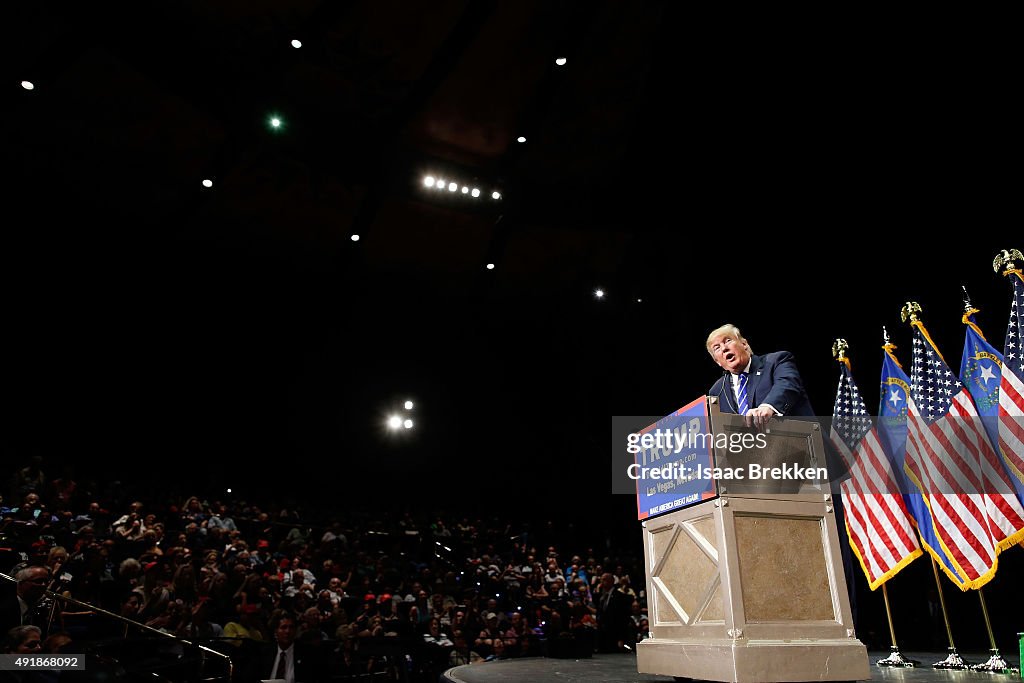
left=877, top=345, right=966, bottom=588
left=961, top=314, right=1024, bottom=501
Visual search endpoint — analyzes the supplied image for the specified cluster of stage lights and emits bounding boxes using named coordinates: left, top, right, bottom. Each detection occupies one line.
left=422, top=175, right=501, bottom=201
left=387, top=400, right=415, bottom=431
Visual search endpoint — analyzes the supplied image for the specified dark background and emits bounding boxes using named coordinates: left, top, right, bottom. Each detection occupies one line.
left=5, top=2, right=1021, bottom=652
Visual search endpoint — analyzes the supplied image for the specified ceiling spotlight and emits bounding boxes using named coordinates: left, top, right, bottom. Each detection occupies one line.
left=434, top=178, right=445, bottom=189
left=266, top=114, right=286, bottom=132
left=201, top=179, right=213, bottom=188
left=21, top=80, right=35, bottom=91
left=387, top=415, right=403, bottom=430
left=404, top=400, right=414, bottom=410
left=461, top=186, right=469, bottom=194
left=595, top=288, right=605, bottom=299
left=555, top=57, right=567, bottom=66
left=448, top=182, right=457, bottom=192
left=291, top=39, right=302, bottom=48
left=424, top=175, right=435, bottom=187
left=351, top=234, right=360, bottom=241
left=471, top=188, right=481, bottom=198
left=636, top=298, right=642, bottom=303
left=491, top=191, right=501, bottom=200
left=486, top=263, right=495, bottom=270
left=517, top=136, right=526, bottom=143
left=403, top=419, right=414, bottom=429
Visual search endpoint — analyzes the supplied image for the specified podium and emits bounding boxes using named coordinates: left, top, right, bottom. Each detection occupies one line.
left=635, top=398, right=869, bottom=682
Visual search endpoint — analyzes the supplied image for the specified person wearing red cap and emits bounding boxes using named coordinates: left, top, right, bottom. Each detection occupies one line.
left=249, top=541, right=273, bottom=574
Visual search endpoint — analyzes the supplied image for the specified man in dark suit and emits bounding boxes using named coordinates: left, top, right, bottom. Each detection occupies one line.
left=240, top=613, right=326, bottom=683
left=594, top=573, right=631, bottom=654
left=706, top=323, right=815, bottom=425
left=0, top=566, right=51, bottom=632
left=705, top=324, right=857, bottom=624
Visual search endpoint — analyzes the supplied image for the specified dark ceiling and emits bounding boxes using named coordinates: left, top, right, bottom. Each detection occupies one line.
left=6, top=2, right=1020, bottom=499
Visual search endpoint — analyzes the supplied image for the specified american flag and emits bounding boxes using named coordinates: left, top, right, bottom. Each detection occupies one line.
left=831, top=360, right=921, bottom=590
left=903, top=324, right=1024, bottom=589
left=999, top=272, right=1024, bottom=488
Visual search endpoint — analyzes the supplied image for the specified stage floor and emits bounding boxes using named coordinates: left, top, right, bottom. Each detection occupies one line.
left=442, top=651, right=1022, bottom=683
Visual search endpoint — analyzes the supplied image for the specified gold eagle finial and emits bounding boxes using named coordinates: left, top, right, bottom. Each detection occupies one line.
left=900, top=301, right=922, bottom=324
left=993, top=248, right=1023, bottom=275
left=832, top=338, right=849, bottom=362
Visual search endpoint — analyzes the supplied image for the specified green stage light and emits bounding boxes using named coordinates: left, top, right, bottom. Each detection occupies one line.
left=266, top=114, right=286, bottom=132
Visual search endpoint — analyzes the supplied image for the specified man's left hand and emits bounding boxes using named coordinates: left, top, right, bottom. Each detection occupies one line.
left=744, top=405, right=775, bottom=431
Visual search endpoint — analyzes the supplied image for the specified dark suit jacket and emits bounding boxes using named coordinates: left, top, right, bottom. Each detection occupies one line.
left=237, top=641, right=327, bottom=683
left=0, top=593, right=31, bottom=633
left=708, top=350, right=851, bottom=485
left=707, top=351, right=815, bottom=417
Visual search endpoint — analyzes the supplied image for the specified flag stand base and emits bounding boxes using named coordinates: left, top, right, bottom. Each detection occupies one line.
left=970, top=649, right=1011, bottom=673
left=876, top=646, right=918, bottom=668
left=932, top=647, right=971, bottom=669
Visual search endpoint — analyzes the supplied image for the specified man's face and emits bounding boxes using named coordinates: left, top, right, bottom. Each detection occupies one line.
left=16, top=632, right=42, bottom=654
left=709, top=333, right=751, bottom=374
left=275, top=617, right=297, bottom=648
left=18, top=568, right=49, bottom=603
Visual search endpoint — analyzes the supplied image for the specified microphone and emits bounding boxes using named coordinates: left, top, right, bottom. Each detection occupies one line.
left=715, top=373, right=737, bottom=413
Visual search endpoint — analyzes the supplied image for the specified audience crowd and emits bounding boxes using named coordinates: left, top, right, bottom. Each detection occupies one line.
left=0, top=457, right=648, bottom=681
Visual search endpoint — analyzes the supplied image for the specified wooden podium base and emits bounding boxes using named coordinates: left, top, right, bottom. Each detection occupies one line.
left=635, top=410, right=868, bottom=682
left=635, top=493, right=868, bottom=682
left=638, top=637, right=869, bottom=682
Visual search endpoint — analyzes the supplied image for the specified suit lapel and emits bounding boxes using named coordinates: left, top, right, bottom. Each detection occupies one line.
left=746, top=355, right=765, bottom=406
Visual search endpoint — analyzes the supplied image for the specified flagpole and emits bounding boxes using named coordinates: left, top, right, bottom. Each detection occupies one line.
left=971, top=589, right=1013, bottom=672
left=900, top=303, right=973, bottom=671
left=989, top=247, right=1024, bottom=678
left=958, top=292, right=1003, bottom=673
left=875, top=582, right=919, bottom=667
left=847, top=332, right=918, bottom=670
left=960, top=286, right=1007, bottom=673
left=964, top=269, right=1021, bottom=675
left=928, top=556, right=970, bottom=669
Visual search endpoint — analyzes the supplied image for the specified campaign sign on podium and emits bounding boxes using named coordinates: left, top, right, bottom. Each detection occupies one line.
left=633, top=397, right=718, bottom=520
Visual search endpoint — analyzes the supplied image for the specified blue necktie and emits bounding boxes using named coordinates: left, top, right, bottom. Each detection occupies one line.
left=736, top=372, right=749, bottom=415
